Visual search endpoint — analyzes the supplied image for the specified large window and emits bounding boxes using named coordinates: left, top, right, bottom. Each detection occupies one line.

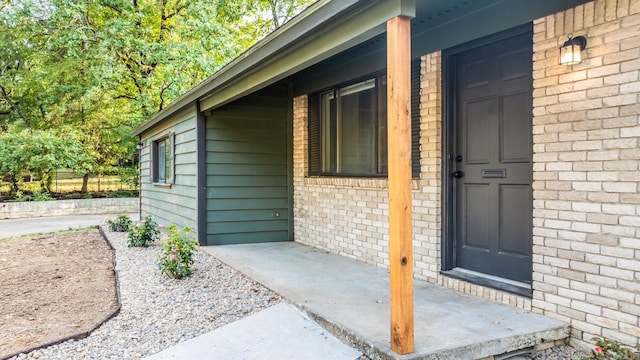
left=152, top=134, right=173, bottom=184
left=317, top=76, right=387, bottom=176
left=308, top=62, right=421, bottom=178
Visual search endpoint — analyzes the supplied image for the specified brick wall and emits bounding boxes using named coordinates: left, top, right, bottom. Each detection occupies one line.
left=532, top=0, right=640, bottom=348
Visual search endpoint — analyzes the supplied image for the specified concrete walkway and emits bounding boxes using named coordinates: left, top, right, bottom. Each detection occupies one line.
left=145, top=303, right=362, bottom=360
left=203, top=242, right=569, bottom=360
left=0, top=213, right=139, bottom=239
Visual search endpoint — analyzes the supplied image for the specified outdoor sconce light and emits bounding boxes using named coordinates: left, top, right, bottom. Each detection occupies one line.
left=136, top=141, right=143, bottom=150
left=560, top=33, right=587, bottom=66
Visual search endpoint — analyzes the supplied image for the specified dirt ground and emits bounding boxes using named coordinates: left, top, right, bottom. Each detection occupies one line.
left=0, top=229, right=118, bottom=359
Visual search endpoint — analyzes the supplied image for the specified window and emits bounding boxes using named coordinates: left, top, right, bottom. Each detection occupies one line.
left=315, top=76, right=388, bottom=176
left=308, top=61, right=420, bottom=178
left=152, top=134, right=174, bottom=184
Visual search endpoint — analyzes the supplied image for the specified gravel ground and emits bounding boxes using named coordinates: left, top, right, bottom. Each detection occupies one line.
left=10, top=227, right=281, bottom=360
left=531, top=345, right=588, bottom=360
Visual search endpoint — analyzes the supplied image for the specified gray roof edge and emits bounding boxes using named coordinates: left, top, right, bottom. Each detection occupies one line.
left=132, top=0, right=369, bottom=136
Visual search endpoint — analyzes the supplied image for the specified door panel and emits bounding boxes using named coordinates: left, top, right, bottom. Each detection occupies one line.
left=465, top=100, right=492, bottom=163
left=464, top=184, right=491, bottom=249
left=500, top=184, right=532, bottom=255
left=452, top=29, right=533, bottom=283
left=501, top=92, right=531, bottom=162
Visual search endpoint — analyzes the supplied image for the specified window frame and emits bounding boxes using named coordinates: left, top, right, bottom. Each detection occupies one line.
left=151, top=131, right=175, bottom=186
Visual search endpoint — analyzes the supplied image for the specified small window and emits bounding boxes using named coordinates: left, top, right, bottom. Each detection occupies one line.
left=152, top=134, right=174, bottom=184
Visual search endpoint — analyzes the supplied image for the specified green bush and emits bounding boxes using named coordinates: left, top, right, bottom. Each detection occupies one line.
left=106, top=214, right=133, bottom=232
left=156, top=225, right=199, bottom=279
left=127, top=215, right=160, bottom=247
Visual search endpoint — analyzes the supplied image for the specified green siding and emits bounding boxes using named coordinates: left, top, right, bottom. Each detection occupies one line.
left=140, top=106, right=199, bottom=233
left=205, top=90, right=290, bottom=245
left=208, top=231, right=290, bottom=245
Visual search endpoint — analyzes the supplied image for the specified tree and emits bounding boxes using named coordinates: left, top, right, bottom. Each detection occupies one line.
left=0, top=0, right=315, bottom=196
left=0, top=129, right=95, bottom=193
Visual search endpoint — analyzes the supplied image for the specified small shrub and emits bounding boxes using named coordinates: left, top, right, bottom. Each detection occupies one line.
left=156, top=225, right=199, bottom=279
left=574, top=337, right=638, bottom=360
left=106, top=214, right=133, bottom=232
left=11, top=189, right=55, bottom=202
left=127, top=215, right=160, bottom=247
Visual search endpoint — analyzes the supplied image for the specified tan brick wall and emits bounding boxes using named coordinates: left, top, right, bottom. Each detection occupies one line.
left=532, top=0, right=640, bottom=348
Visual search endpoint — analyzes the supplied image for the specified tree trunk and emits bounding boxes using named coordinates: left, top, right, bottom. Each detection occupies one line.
left=9, top=174, right=19, bottom=194
left=81, top=173, right=89, bottom=193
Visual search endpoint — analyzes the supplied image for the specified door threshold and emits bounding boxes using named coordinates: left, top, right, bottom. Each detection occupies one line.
left=442, top=268, right=532, bottom=298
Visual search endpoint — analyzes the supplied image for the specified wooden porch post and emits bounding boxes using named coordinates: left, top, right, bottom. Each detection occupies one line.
left=387, top=15, right=414, bottom=355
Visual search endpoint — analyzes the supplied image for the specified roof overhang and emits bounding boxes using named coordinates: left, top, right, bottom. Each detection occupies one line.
left=132, top=0, right=415, bottom=136
left=132, top=0, right=591, bottom=137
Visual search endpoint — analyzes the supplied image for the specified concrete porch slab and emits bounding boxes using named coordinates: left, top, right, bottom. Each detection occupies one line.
left=203, top=242, right=569, bottom=360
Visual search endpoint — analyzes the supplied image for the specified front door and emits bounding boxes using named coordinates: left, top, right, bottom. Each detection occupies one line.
left=448, top=27, right=533, bottom=284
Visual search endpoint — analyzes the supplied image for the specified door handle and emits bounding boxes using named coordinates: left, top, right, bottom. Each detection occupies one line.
left=452, top=170, right=464, bottom=178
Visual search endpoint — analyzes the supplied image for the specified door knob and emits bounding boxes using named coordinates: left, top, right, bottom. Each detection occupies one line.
left=452, top=170, right=464, bottom=178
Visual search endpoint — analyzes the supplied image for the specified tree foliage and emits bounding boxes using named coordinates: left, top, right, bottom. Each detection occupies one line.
left=0, top=129, right=94, bottom=193
left=0, top=0, right=313, bottom=193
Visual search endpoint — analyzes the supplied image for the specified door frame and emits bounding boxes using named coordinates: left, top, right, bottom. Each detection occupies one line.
left=441, top=23, right=534, bottom=297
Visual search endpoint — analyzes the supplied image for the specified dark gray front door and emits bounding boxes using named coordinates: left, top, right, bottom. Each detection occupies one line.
left=451, top=29, right=533, bottom=283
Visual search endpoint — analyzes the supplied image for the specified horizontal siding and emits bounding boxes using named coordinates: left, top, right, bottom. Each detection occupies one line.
left=139, top=106, right=198, bottom=232
left=206, top=231, right=289, bottom=245
left=207, top=220, right=289, bottom=234
left=206, top=140, right=285, bottom=154
left=207, top=186, right=287, bottom=199
left=205, top=164, right=286, bottom=176
left=207, top=209, right=289, bottom=222
left=206, top=92, right=290, bottom=245
left=206, top=128, right=285, bottom=142
left=207, top=198, right=288, bottom=211
left=207, top=175, right=287, bottom=187
left=207, top=152, right=285, bottom=165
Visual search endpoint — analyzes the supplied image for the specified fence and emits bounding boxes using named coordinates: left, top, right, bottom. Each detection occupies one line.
left=0, top=168, right=139, bottom=194
left=51, top=169, right=137, bottom=193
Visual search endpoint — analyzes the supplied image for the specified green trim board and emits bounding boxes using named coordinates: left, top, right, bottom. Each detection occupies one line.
left=196, top=102, right=207, bottom=245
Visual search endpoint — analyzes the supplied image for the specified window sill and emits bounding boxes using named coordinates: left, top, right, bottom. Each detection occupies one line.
left=153, top=182, right=173, bottom=189
left=304, top=177, right=419, bottom=190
